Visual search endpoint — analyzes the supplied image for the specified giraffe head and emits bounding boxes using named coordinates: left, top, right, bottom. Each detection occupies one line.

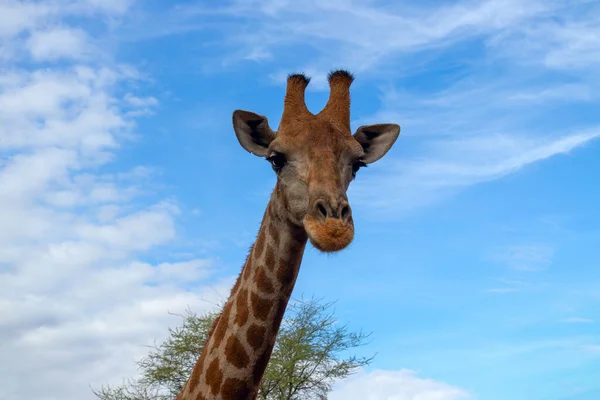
left=232, top=70, right=400, bottom=253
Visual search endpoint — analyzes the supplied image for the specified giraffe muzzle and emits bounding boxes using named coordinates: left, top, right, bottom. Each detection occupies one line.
left=303, top=196, right=354, bottom=252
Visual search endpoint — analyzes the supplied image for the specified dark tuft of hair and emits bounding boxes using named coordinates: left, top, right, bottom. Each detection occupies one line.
left=327, top=69, right=354, bottom=83
left=287, top=73, right=311, bottom=85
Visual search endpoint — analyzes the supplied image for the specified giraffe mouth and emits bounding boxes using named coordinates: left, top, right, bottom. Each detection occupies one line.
left=303, top=216, right=354, bottom=252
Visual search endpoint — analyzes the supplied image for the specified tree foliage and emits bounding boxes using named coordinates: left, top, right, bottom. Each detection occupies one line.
left=93, top=297, right=373, bottom=400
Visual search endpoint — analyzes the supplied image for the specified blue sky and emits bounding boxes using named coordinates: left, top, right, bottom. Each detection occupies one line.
left=0, top=1, right=599, bottom=399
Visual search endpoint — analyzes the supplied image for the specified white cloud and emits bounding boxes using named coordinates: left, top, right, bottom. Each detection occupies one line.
left=0, top=2, right=229, bottom=400
left=123, top=93, right=160, bottom=117
left=0, top=272, right=231, bottom=400
left=0, top=0, right=135, bottom=39
left=0, top=65, right=229, bottom=397
left=0, top=1, right=57, bottom=38
left=124, top=93, right=159, bottom=107
left=0, top=0, right=135, bottom=62
left=0, top=67, right=128, bottom=153
left=27, top=26, right=91, bottom=61
left=329, top=369, right=469, bottom=400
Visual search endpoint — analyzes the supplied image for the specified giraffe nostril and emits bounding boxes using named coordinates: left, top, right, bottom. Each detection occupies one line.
left=317, top=202, right=328, bottom=219
left=341, top=204, right=350, bottom=220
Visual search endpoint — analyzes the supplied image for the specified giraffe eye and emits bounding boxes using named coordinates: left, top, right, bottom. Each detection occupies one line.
left=267, top=152, right=287, bottom=172
left=352, top=159, right=367, bottom=177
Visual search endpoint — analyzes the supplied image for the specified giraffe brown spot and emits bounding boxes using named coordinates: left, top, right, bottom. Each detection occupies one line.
left=247, top=324, right=266, bottom=350
left=265, top=244, right=276, bottom=271
left=202, top=316, right=219, bottom=358
left=276, top=258, right=296, bottom=287
left=273, top=298, right=288, bottom=329
left=290, top=224, right=308, bottom=243
left=250, top=291, right=272, bottom=321
left=290, top=235, right=306, bottom=253
left=253, top=350, right=271, bottom=385
left=234, top=288, right=249, bottom=326
left=269, top=222, right=280, bottom=244
left=225, top=335, right=250, bottom=369
left=221, top=378, right=251, bottom=400
left=213, top=302, right=233, bottom=348
left=205, top=358, right=224, bottom=395
left=254, top=229, right=266, bottom=259
left=255, top=268, right=274, bottom=294
left=187, top=348, right=207, bottom=393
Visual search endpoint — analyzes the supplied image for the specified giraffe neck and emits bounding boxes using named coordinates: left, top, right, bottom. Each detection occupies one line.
left=178, top=185, right=308, bottom=400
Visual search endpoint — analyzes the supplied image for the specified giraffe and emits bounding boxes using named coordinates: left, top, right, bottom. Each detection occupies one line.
left=176, top=70, right=400, bottom=400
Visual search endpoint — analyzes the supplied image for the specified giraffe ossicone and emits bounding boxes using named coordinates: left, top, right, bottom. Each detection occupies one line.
left=177, top=69, right=401, bottom=400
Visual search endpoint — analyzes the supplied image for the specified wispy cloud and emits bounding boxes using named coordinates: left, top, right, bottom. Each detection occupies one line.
left=489, top=244, right=555, bottom=272
left=486, top=288, right=518, bottom=294
left=582, top=345, right=600, bottom=354
left=484, top=278, right=528, bottom=294
left=118, top=0, right=600, bottom=215
left=348, top=60, right=599, bottom=212
left=487, top=2, right=600, bottom=71
left=153, top=0, right=600, bottom=82
left=351, top=126, right=600, bottom=213
left=562, top=318, right=595, bottom=324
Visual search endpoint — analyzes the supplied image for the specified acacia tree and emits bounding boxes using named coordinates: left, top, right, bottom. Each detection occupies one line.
left=93, top=297, right=373, bottom=400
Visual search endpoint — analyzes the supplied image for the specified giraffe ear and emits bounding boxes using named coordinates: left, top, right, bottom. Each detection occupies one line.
left=232, top=110, right=277, bottom=157
left=353, top=123, right=400, bottom=164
